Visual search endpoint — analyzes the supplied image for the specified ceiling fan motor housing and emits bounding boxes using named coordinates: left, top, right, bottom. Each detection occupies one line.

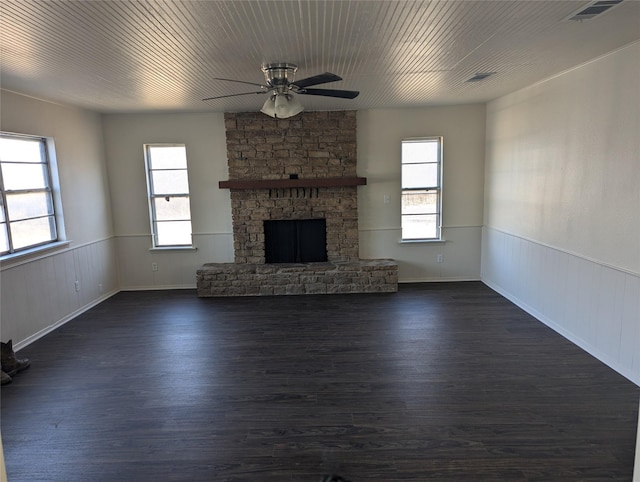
left=262, top=63, right=298, bottom=91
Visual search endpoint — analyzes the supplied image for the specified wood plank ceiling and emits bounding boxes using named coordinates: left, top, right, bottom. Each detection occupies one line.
left=1, top=0, right=639, bottom=114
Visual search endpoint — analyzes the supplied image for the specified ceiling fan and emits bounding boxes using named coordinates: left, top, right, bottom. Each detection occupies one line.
left=203, top=63, right=359, bottom=118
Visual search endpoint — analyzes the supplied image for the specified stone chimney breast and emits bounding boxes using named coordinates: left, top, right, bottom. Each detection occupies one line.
left=224, top=111, right=359, bottom=263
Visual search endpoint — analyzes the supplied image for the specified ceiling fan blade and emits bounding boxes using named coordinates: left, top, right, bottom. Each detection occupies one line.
left=203, top=91, right=267, bottom=101
left=292, top=72, right=342, bottom=88
left=211, top=77, right=268, bottom=89
left=298, top=88, right=360, bottom=99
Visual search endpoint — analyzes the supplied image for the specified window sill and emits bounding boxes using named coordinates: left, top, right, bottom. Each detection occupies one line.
left=149, top=246, right=198, bottom=252
left=1, top=241, right=71, bottom=269
left=399, top=238, right=446, bottom=244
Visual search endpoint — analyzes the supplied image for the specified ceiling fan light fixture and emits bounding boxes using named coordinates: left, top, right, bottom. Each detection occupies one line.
left=274, top=93, right=289, bottom=116
left=260, top=95, right=277, bottom=117
left=283, top=94, right=304, bottom=117
left=261, top=93, right=303, bottom=119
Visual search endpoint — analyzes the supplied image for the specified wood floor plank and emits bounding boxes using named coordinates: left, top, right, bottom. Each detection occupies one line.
left=1, top=282, right=638, bottom=481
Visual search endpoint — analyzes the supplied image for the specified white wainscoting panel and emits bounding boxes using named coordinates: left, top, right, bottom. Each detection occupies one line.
left=0, top=238, right=118, bottom=349
left=482, top=226, right=640, bottom=386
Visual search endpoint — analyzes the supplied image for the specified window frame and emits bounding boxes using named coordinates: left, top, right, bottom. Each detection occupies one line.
left=143, top=143, right=194, bottom=249
left=400, top=136, right=443, bottom=242
left=0, top=132, right=62, bottom=257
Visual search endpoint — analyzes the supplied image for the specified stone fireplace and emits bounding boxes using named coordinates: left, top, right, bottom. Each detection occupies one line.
left=196, top=110, right=397, bottom=297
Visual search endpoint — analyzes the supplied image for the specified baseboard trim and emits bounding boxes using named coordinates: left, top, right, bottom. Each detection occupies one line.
left=120, top=284, right=196, bottom=291
left=399, top=277, right=480, bottom=283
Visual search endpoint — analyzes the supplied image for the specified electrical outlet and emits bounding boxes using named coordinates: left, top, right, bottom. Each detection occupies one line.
left=437, top=254, right=444, bottom=263
left=98, top=283, right=103, bottom=293
left=74, top=280, right=80, bottom=292
left=152, top=262, right=158, bottom=271
left=383, top=195, right=390, bottom=205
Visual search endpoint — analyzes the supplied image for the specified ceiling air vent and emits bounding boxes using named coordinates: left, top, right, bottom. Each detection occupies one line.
left=565, top=0, right=624, bottom=21
left=466, top=72, right=495, bottom=82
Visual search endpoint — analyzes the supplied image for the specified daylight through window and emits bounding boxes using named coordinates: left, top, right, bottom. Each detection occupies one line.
left=401, top=137, right=442, bottom=241
left=144, top=144, right=193, bottom=247
left=0, top=133, right=59, bottom=255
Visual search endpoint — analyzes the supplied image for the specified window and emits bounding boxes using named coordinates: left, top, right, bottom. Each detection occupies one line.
left=401, top=137, right=442, bottom=241
left=144, top=144, right=193, bottom=248
left=0, top=133, right=60, bottom=255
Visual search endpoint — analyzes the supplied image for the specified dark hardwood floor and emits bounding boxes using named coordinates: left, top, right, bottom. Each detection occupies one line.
left=2, top=282, right=638, bottom=481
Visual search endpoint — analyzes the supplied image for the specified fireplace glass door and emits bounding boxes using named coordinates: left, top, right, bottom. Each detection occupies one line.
left=264, top=219, right=327, bottom=263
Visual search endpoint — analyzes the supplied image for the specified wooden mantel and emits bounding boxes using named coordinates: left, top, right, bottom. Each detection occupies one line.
left=219, top=177, right=367, bottom=190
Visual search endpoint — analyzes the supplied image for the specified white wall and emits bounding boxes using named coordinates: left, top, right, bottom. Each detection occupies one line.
left=102, top=113, right=233, bottom=289
left=0, top=91, right=118, bottom=348
left=358, top=105, right=486, bottom=281
left=482, top=42, right=640, bottom=385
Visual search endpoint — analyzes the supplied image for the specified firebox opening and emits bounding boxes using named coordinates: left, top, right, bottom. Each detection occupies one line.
left=264, top=219, right=328, bottom=263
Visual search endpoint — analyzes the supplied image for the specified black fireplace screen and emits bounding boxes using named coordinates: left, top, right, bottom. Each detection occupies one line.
left=264, top=219, right=328, bottom=263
